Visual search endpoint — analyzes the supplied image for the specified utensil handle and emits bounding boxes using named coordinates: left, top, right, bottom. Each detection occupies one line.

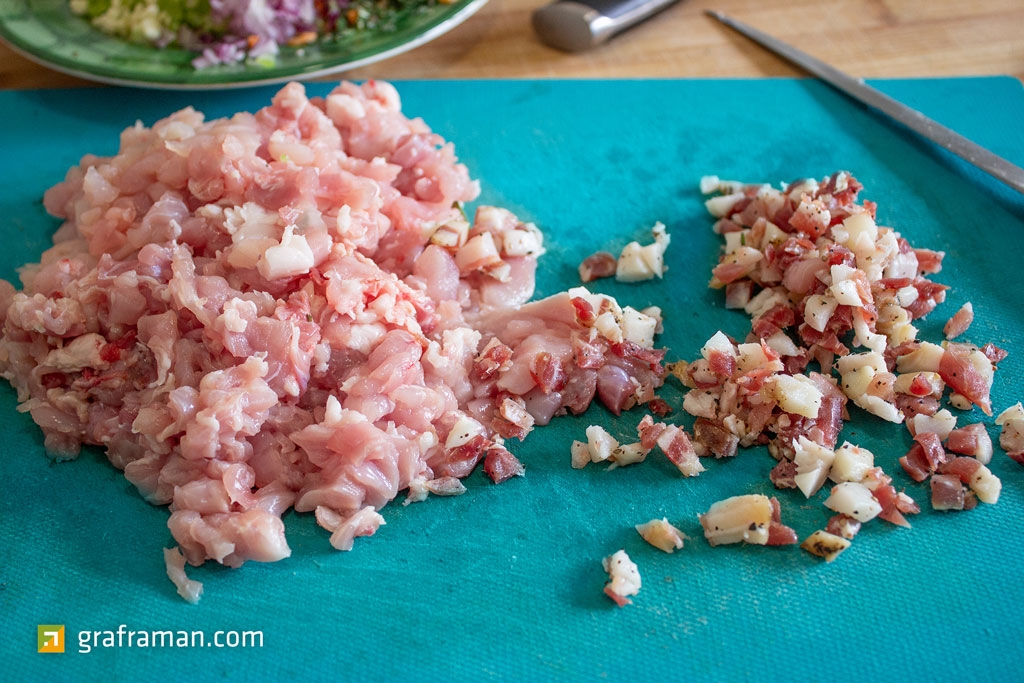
left=533, top=0, right=679, bottom=52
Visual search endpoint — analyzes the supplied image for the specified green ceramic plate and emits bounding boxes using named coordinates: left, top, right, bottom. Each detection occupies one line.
left=0, top=0, right=488, bottom=89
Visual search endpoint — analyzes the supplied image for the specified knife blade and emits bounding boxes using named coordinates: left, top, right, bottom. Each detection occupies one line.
left=706, top=10, right=1024, bottom=196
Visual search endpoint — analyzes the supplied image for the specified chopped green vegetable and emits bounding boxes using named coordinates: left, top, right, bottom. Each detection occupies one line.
left=69, top=0, right=444, bottom=69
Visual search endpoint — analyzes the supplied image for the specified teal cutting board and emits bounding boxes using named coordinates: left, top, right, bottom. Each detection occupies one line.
left=2, top=78, right=1023, bottom=682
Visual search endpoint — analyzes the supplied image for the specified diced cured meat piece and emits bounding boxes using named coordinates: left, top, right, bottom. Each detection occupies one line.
left=946, top=422, right=993, bottom=464
left=699, top=494, right=773, bottom=546
left=823, top=482, right=882, bottom=522
left=766, top=497, right=798, bottom=546
left=693, top=418, right=739, bottom=459
left=913, top=248, right=945, bottom=274
left=474, top=339, right=514, bottom=380
left=899, top=443, right=931, bottom=483
left=636, top=414, right=667, bottom=450
left=801, top=530, right=851, bottom=562
left=871, top=482, right=914, bottom=528
left=635, top=518, right=687, bottom=553
left=825, top=514, right=861, bottom=540
left=529, top=351, right=568, bottom=394
left=571, top=332, right=606, bottom=370
left=694, top=171, right=1009, bottom=565
left=914, top=431, right=949, bottom=470
left=943, top=302, right=973, bottom=339
left=655, top=424, right=704, bottom=477
left=437, top=434, right=490, bottom=479
left=980, top=342, right=1008, bottom=365
left=602, top=550, right=641, bottom=607
left=578, top=251, right=617, bottom=282
left=938, top=342, right=993, bottom=415
left=996, top=403, right=1024, bottom=464
left=483, top=445, right=525, bottom=484
left=931, top=474, right=967, bottom=511
left=769, top=458, right=798, bottom=489
left=646, top=397, right=672, bottom=417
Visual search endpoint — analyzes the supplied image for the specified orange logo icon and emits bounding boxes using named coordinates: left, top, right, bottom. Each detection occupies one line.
left=38, top=625, right=65, bottom=653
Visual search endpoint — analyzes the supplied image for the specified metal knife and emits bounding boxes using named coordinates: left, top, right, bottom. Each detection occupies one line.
left=707, top=10, right=1024, bottom=196
left=532, top=0, right=680, bottom=53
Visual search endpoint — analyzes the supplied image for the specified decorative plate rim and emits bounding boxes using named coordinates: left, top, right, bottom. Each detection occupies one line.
left=0, top=0, right=489, bottom=90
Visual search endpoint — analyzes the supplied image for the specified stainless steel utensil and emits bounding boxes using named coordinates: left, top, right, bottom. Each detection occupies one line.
left=532, top=0, right=679, bottom=52
left=707, top=10, right=1024, bottom=195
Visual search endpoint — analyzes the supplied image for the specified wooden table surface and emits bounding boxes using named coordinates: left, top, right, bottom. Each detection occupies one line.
left=1, top=0, right=1022, bottom=89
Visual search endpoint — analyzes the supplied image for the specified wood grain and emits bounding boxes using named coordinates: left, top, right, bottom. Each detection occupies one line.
left=2, top=0, right=1022, bottom=89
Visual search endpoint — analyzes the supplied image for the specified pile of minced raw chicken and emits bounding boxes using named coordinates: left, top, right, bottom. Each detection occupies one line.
left=1, top=81, right=1021, bottom=605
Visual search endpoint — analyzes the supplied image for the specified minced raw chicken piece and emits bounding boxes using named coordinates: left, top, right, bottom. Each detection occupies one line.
left=0, top=80, right=668, bottom=600
left=163, top=547, right=203, bottom=604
